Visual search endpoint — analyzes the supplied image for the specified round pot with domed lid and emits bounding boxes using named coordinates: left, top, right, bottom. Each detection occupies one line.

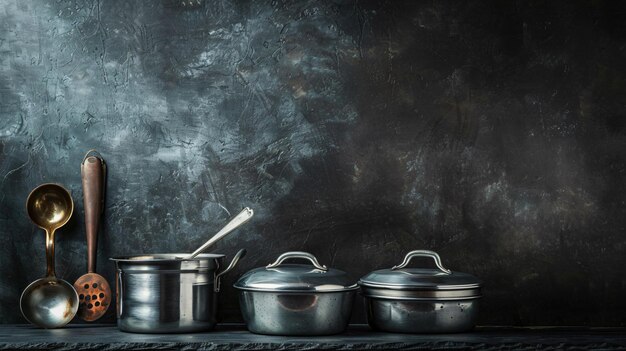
left=359, top=250, right=482, bottom=333
left=234, top=251, right=358, bottom=336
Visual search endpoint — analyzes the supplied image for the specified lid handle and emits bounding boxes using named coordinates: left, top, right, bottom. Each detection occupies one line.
left=392, top=250, right=452, bottom=274
left=266, top=251, right=328, bottom=271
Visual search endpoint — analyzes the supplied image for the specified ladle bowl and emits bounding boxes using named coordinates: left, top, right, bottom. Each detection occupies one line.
left=26, top=184, right=73, bottom=229
left=20, top=277, right=79, bottom=328
left=21, top=183, right=78, bottom=328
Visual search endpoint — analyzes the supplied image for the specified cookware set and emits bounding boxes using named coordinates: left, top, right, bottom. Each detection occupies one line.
left=19, top=151, right=483, bottom=335
left=231, top=250, right=481, bottom=335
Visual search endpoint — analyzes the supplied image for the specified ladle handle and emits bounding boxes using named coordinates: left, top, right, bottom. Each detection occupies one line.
left=45, top=229, right=56, bottom=277
left=82, top=150, right=106, bottom=273
left=187, top=207, right=254, bottom=259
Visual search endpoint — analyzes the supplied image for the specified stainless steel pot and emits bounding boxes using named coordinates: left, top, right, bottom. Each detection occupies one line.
left=359, top=250, right=482, bottom=333
left=234, top=251, right=358, bottom=336
left=110, top=249, right=245, bottom=333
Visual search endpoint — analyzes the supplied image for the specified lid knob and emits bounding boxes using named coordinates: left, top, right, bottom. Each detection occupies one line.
left=391, top=250, right=451, bottom=274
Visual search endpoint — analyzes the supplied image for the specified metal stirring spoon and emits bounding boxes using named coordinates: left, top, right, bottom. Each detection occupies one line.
left=20, top=183, right=79, bottom=328
left=186, top=207, right=254, bottom=259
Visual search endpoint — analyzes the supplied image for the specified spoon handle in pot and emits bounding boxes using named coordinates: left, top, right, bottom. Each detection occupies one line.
left=187, top=207, right=254, bottom=259
left=81, top=150, right=106, bottom=273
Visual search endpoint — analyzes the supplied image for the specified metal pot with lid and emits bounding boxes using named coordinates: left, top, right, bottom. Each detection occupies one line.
left=359, top=250, right=482, bottom=333
left=234, top=251, right=358, bottom=335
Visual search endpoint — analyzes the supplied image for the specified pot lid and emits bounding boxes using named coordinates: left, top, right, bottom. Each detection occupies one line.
left=234, top=251, right=358, bottom=293
left=359, top=250, right=482, bottom=291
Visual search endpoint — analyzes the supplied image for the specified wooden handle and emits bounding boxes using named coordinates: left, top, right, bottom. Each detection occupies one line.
left=81, top=152, right=105, bottom=273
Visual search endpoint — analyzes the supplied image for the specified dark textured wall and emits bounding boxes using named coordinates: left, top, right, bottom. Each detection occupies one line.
left=0, top=0, right=625, bottom=326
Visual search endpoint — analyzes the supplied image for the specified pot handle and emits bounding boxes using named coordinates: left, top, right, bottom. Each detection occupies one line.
left=116, top=269, right=123, bottom=317
left=214, top=249, right=246, bottom=292
left=266, top=251, right=328, bottom=271
left=392, top=250, right=452, bottom=274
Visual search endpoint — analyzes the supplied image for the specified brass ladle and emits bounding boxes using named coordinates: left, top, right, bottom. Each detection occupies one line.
left=20, top=183, right=79, bottom=328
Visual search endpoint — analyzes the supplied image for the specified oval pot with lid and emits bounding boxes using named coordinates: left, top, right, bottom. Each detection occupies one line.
left=110, top=249, right=245, bottom=333
left=234, top=251, right=358, bottom=336
left=359, top=250, right=482, bottom=333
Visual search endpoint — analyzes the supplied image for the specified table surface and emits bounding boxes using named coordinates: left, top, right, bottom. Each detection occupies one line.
left=1, top=324, right=626, bottom=350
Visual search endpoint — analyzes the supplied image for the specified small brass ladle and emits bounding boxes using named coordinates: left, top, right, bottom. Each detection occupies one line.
left=20, top=183, right=79, bottom=328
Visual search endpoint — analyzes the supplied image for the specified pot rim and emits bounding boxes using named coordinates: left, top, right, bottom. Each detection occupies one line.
left=358, top=280, right=482, bottom=290
left=362, top=294, right=482, bottom=301
left=110, top=253, right=225, bottom=262
left=233, top=284, right=359, bottom=293
left=360, top=285, right=482, bottom=300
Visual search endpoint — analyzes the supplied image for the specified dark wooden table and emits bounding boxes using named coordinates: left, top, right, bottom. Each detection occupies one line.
left=1, top=324, right=626, bottom=350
